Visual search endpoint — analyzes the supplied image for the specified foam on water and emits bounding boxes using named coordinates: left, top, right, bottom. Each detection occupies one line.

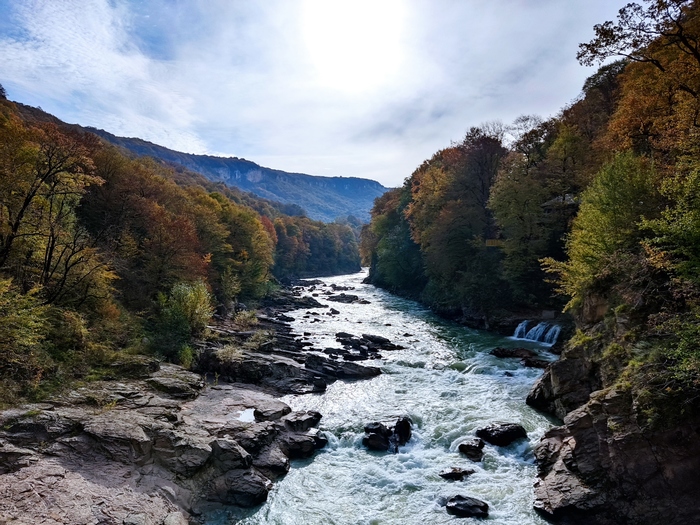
left=209, top=270, right=555, bottom=525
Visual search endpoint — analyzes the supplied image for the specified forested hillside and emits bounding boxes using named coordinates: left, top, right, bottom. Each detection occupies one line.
left=86, top=126, right=387, bottom=223
left=0, top=95, right=360, bottom=404
left=362, top=1, right=700, bottom=520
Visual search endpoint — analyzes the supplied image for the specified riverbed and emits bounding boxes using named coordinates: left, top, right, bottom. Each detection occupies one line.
left=212, top=270, right=557, bottom=524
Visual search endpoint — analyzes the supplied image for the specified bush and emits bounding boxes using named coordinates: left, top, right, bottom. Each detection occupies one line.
left=152, top=280, right=214, bottom=360
left=233, top=310, right=258, bottom=330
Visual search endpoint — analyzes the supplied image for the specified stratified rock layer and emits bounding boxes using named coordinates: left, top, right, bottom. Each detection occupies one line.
left=0, top=363, right=327, bottom=524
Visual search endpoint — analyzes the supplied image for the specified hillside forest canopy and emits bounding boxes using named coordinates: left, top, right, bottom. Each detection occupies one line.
left=0, top=95, right=360, bottom=403
left=361, top=0, right=700, bottom=425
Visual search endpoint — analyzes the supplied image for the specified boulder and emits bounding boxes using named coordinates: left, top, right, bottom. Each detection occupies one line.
left=490, top=347, right=537, bottom=359
left=362, top=422, right=392, bottom=451
left=476, top=423, right=527, bottom=446
left=211, top=438, right=252, bottom=471
left=458, top=438, right=484, bottom=462
left=281, top=411, right=322, bottom=432
left=206, top=468, right=272, bottom=507
left=394, top=416, right=412, bottom=446
left=439, top=467, right=475, bottom=481
left=445, top=495, right=489, bottom=518
left=278, top=431, right=321, bottom=459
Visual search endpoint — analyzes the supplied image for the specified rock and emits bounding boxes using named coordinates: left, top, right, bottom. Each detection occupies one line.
left=439, top=467, right=475, bottom=481
left=445, top=495, right=489, bottom=518
left=458, top=438, right=484, bottom=462
left=211, top=438, right=252, bottom=471
left=305, top=354, right=381, bottom=379
left=476, top=422, right=527, bottom=446
left=206, top=468, right=272, bottom=507
left=362, top=334, right=392, bottom=345
left=278, top=431, right=321, bottom=459
left=521, top=357, right=549, bottom=369
left=281, top=411, right=322, bottom=432
left=253, top=400, right=292, bottom=421
left=252, top=444, right=290, bottom=479
left=490, top=347, right=537, bottom=359
left=327, top=293, right=360, bottom=303
left=0, top=440, right=38, bottom=474
left=153, top=428, right=214, bottom=476
left=146, top=365, right=204, bottom=399
left=394, top=416, right=412, bottom=446
left=362, top=422, right=392, bottom=451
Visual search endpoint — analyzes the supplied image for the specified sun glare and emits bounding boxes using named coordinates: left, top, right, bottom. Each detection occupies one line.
left=301, top=0, right=404, bottom=93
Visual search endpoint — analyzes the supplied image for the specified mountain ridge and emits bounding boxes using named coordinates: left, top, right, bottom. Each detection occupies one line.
left=86, top=127, right=387, bottom=223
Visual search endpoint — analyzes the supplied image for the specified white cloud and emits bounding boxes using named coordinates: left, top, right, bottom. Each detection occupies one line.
left=0, top=0, right=630, bottom=186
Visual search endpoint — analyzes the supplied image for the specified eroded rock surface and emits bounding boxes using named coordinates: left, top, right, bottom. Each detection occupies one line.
left=0, top=365, right=327, bottom=525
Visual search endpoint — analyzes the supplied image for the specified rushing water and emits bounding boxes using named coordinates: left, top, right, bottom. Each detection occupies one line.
left=211, top=270, right=557, bottom=525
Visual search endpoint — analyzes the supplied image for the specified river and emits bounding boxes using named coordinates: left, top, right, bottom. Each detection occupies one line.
left=212, top=270, right=557, bottom=524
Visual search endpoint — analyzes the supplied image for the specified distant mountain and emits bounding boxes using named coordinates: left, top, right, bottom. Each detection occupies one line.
left=85, top=129, right=387, bottom=223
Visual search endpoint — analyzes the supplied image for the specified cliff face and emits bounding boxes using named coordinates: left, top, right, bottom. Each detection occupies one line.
left=528, top=311, right=700, bottom=524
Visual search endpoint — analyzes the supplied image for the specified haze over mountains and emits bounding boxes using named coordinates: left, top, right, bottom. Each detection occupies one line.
left=89, top=128, right=387, bottom=223
left=13, top=102, right=388, bottom=223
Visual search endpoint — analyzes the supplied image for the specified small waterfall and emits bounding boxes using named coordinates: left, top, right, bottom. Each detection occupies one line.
left=513, top=320, right=529, bottom=339
left=524, top=322, right=549, bottom=341
left=544, top=325, right=561, bottom=345
left=513, top=321, right=560, bottom=344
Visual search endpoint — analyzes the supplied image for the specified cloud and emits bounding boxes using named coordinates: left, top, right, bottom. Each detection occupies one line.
left=0, top=0, right=629, bottom=186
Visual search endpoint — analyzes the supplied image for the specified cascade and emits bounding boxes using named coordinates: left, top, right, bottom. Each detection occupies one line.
left=524, top=322, right=549, bottom=341
left=544, top=325, right=561, bottom=345
left=513, top=321, right=561, bottom=344
left=513, top=320, right=529, bottom=339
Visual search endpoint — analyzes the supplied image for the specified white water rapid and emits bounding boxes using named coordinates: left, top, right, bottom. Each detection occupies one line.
left=209, top=270, right=557, bottom=524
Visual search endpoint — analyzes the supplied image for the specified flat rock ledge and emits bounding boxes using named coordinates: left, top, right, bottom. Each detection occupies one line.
left=0, top=363, right=326, bottom=525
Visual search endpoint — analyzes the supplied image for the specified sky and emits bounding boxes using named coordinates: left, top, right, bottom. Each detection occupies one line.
left=0, top=0, right=630, bottom=188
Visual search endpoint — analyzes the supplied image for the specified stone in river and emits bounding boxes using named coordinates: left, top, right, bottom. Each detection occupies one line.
left=439, top=467, right=475, bottom=481
left=445, top=495, right=489, bottom=518
left=475, top=422, right=527, bottom=446
left=458, top=438, right=484, bottom=462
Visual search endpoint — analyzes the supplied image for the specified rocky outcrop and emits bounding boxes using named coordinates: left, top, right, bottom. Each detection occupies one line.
left=0, top=364, right=328, bottom=524
left=532, top=388, right=700, bottom=524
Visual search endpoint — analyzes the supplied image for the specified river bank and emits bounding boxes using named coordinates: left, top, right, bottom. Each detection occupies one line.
left=0, top=270, right=559, bottom=524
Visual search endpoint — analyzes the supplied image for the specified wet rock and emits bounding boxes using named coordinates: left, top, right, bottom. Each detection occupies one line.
left=445, top=495, right=489, bottom=518
left=439, top=467, right=475, bottom=481
left=362, top=422, right=392, bottom=451
left=394, top=416, right=412, bottom=446
left=458, top=438, right=484, bottom=462
left=521, top=357, right=549, bottom=369
left=362, top=334, right=392, bottom=346
left=490, top=347, right=537, bottom=359
left=305, top=354, right=381, bottom=379
left=476, top=422, right=527, bottom=446
left=206, top=468, right=272, bottom=507
left=327, top=293, right=360, bottom=303
left=279, top=431, right=322, bottom=459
